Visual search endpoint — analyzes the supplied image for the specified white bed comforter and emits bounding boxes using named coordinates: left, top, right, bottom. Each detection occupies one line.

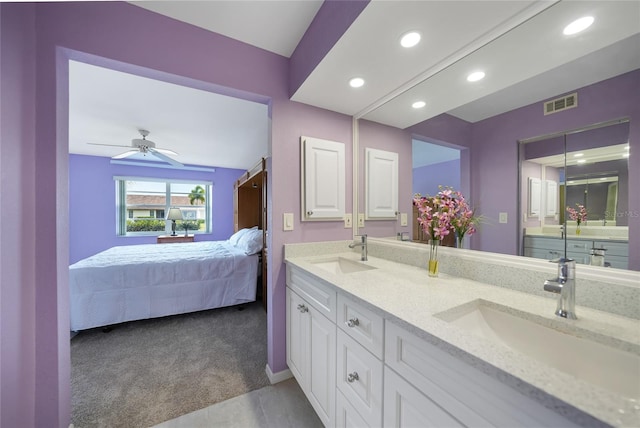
left=69, top=241, right=258, bottom=330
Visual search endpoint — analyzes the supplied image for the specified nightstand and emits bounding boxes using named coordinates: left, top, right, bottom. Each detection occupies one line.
left=157, top=235, right=195, bottom=244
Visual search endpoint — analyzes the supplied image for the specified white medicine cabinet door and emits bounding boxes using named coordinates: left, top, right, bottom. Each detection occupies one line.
left=366, top=148, right=398, bottom=219
left=301, top=136, right=346, bottom=221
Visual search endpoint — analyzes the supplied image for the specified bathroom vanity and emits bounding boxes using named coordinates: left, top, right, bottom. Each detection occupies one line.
left=524, top=235, right=629, bottom=269
left=285, top=240, right=640, bottom=428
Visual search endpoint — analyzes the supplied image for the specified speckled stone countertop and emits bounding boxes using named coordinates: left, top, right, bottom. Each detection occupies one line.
left=285, top=248, right=640, bottom=427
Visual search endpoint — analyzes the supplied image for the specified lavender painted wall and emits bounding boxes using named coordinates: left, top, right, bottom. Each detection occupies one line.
left=471, top=70, right=639, bottom=262
left=1, top=4, right=37, bottom=427
left=1, top=2, right=357, bottom=424
left=413, top=159, right=461, bottom=196
left=358, top=119, right=412, bottom=238
left=413, top=71, right=638, bottom=267
left=69, top=154, right=244, bottom=264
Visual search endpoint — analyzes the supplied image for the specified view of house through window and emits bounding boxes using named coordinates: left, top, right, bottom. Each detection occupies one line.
left=116, top=177, right=211, bottom=236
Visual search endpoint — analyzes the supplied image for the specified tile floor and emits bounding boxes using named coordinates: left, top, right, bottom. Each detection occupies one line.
left=152, top=378, right=323, bottom=428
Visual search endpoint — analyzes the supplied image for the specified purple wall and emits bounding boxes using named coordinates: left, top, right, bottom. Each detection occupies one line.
left=69, top=154, right=244, bottom=264
left=2, top=2, right=357, bottom=425
left=1, top=4, right=37, bottom=427
left=413, top=159, right=461, bottom=196
left=471, top=70, right=639, bottom=261
left=413, top=71, right=639, bottom=267
left=358, top=119, right=412, bottom=238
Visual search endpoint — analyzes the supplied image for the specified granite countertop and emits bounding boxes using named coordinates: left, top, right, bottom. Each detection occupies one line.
left=285, top=252, right=640, bottom=427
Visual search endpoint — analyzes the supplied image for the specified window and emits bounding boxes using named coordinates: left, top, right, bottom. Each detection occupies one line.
left=116, top=177, right=212, bottom=236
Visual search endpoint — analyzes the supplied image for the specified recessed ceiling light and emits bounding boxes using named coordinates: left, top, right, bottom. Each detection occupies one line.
left=467, top=71, right=485, bottom=82
left=577, top=159, right=586, bottom=164
left=563, top=16, right=594, bottom=35
left=400, top=31, right=421, bottom=48
left=349, top=77, right=365, bottom=88
left=573, top=153, right=584, bottom=157
left=412, top=101, right=426, bottom=109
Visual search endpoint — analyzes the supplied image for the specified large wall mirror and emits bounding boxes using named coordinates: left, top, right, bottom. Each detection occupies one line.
left=353, top=1, right=639, bottom=271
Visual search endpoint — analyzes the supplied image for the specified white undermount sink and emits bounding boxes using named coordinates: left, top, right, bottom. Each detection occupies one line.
left=437, top=300, right=640, bottom=399
left=311, top=257, right=377, bottom=275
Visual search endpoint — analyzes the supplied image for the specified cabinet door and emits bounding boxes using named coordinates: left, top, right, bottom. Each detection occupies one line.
left=336, top=390, right=370, bottom=428
left=308, top=301, right=336, bottom=426
left=286, top=288, right=309, bottom=386
left=365, top=148, right=398, bottom=219
left=383, top=367, right=463, bottom=428
left=301, top=136, right=345, bottom=220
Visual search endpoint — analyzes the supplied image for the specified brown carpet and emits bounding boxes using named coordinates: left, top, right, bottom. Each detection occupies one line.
left=71, top=301, right=270, bottom=428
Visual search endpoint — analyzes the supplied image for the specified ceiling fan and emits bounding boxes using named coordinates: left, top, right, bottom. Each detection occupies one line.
left=88, top=129, right=183, bottom=167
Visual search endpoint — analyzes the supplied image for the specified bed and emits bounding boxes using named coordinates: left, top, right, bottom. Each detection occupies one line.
left=69, top=229, right=263, bottom=331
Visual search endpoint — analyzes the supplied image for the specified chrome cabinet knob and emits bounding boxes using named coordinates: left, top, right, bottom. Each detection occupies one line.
left=346, top=318, right=359, bottom=328
left=297, top=304, right=308, bottom=313
left=347, top=372, right=359, bottom=383
left=307, top=210, right=313, bottom=216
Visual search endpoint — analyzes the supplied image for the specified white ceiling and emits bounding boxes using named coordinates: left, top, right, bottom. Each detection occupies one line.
left=69, top=1, right=640, bottom=169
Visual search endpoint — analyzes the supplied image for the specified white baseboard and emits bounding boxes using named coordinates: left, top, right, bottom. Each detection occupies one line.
left=265, top=364, right=292, bottom=384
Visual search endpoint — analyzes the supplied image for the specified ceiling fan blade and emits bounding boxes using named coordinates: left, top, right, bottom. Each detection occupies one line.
left=154, top=147, right=178, bottom=156
left=112, top=150, right=138, bottom=159
left=149, top=147, right=184, bottom=167
left=88, top=142, right=132, bottom=148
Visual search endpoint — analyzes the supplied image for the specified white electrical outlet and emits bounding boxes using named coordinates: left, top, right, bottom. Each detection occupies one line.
left=357, top=213, right=365, bottom=227
left=344, top=213, right=352, bottom=228
left=499, top=212, right=508, bottom=224
left=400, top=212, right=408, bottom=226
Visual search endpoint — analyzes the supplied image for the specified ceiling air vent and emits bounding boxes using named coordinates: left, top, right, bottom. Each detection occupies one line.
left=544, top=93, right=577, bottom=115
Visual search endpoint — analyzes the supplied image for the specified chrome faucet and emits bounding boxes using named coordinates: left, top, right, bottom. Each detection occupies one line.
left=349, top=234, right=368, bottom=261
left=543, top=258, right=577, bottom=319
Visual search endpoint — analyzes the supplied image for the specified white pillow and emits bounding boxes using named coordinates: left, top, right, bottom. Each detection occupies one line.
left=228, top=227, right=256, bottom=246
left=236, top=229, right=263, bottom=255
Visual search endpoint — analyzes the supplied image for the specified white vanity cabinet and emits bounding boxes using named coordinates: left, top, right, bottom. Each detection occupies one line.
left=286, top=262, right=580, bottom=428
left=286, top=266, right=337, bottom=427
left=384, top=321, right=579, bottom=428
left=336, top=295, right=385, bottom=427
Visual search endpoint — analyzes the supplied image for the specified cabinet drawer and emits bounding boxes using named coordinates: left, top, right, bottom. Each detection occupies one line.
left=566, top=239, right=591, bottom=253
left=337, top=293, right=384, bottom=359
left=287, top=264, right=337, bottom=322
left=336, top=390, right=370, bottom=428
left=524, top=236, right=563, bottom=251
left=383, top=366, right=463, bottom=428
left=385, top=322, right=578, bottom=427
left=593, top=240, right=628, bottom=257
left=337, top=330, right=383, bottom=427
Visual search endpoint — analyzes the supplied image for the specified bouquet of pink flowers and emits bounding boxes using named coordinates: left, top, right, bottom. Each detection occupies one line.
left=412, top=190, right=454, bottom=242
left=566, top=203, right=587, bottom=226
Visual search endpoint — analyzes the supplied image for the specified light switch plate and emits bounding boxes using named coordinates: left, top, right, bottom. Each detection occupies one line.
left=499, top=212, right=508, bottom=224
left=344, top=213, right=352, bottom=228
left=400, top=212, right=408, bottom=226
left=283, top=212, right=294, bottom=231
left=357, top=213, right=365, bottom=227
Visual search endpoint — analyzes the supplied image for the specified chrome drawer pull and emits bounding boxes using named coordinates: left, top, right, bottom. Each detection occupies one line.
left=347, top=372, right=359, bottom=383
left=346, top=317, right=360, bottom=328
left=297, top=304, right=308, bottom=313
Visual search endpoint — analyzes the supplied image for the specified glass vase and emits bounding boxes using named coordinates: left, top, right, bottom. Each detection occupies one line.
left=576, top=225, right=581, bottom=236
left=455, top=235, right=464, bottom=249
left=428, top=239, right=440, bottom=277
